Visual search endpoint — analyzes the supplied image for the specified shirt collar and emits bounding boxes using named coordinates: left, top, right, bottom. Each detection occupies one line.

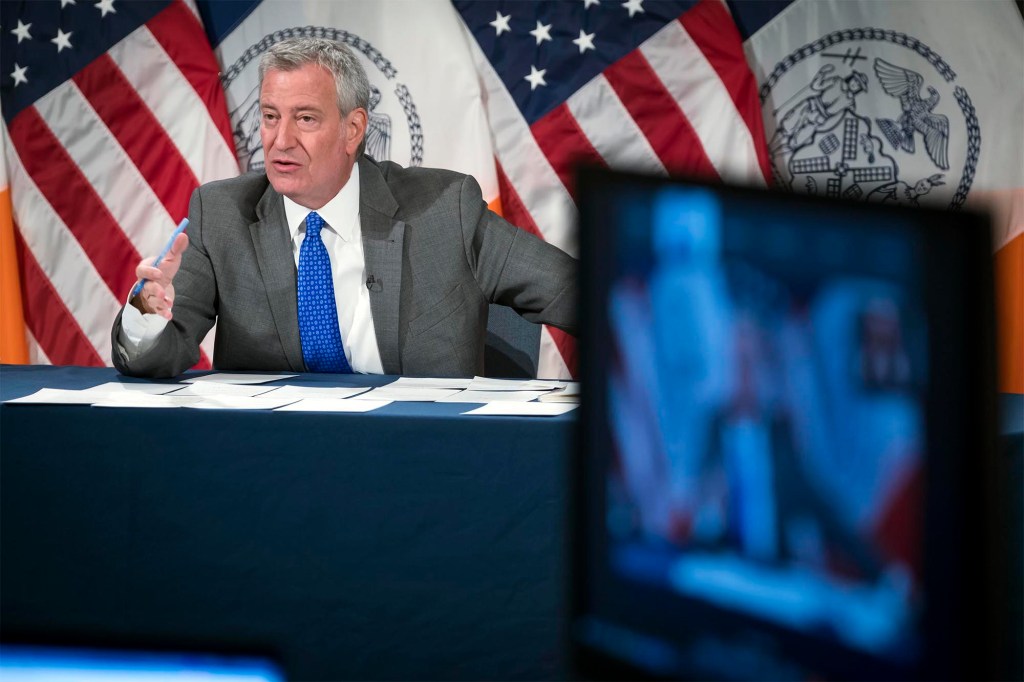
left=282, top=163, right=361, bottom=243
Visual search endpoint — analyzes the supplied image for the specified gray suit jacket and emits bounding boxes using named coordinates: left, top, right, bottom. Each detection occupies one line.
left=112, top=157, right=576, bottom=378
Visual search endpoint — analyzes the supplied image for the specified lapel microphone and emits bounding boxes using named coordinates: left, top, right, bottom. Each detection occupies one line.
left=365, top=275, right=383, bottom=292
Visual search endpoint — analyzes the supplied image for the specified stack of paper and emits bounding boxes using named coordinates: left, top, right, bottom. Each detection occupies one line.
left=429, top=377, right=579, bottom=415
left=538, top=382, right=580, bottom=402
left=3, top=373, right=579, bottom=416
left=275, top=398, right=390, bottom=413
left=184, top=373, right=298, bottom=385
left=462, top=402, right=577, bottom=417
left=464, top=376, right=567, bottom=392
left=437, top=390, right=548, bottom=403
left=350, top=386, right=462, bottom=402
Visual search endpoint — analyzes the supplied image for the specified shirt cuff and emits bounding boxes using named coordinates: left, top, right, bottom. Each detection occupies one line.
left=119, top=296, right=170, bottom=358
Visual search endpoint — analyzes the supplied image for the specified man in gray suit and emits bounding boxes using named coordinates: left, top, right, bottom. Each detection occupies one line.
left=112, top=37, right=576, bottom=378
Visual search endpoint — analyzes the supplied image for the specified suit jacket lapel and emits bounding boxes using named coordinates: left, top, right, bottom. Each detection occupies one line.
left=358, top=157, right=405, bottom=375
left=250, top=183, right=305, bottom=372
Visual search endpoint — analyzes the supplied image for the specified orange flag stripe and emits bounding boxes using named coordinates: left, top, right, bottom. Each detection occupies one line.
left=0, top=185, right=29, bottom=364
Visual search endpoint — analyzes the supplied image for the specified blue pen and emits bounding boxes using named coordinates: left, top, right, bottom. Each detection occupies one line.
left=130, top=218, right=190, bottom=299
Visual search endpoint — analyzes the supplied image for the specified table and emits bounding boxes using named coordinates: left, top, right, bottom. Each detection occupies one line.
left=0, top=365, right=576, bottom=680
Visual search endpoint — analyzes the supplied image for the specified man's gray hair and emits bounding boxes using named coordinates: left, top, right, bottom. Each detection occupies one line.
left=259, top=37, right=371, bottom=154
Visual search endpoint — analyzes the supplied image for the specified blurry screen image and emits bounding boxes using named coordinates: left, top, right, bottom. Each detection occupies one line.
left=605, top=187, right=926, bottom=658
left=573, top=168, right=1005, bottom=682
left=579, top=178, right=943, bottom=679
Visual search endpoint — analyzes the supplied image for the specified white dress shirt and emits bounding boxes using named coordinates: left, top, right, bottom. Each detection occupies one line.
left=119, top=165, right=384, bottom=374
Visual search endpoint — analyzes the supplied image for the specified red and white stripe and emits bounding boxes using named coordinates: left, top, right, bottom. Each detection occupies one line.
left=3, top=0, right=236, bottom=369
left=463, top=0, right=770, bottom=379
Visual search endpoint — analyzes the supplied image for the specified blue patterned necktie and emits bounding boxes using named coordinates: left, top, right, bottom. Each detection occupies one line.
left=297, top=211, right=352, bottom=373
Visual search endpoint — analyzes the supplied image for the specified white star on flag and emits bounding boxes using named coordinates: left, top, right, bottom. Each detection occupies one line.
left=94, top=0, right=116, bottom=18
left=572, top=30, right=595, bottom=54
left=622, top=0, right=644, bottom=18
left=583, top=0, right=601, bottom=8
left=11, top=20, right=31, bottom=43
left=524, top=65, right=547, bottom=90
left=51, top=28, right=73, bottom=53
left=60, top=0, right=76, bottom=7
left=10, top=62, right=28, bottom=86
left=489, top=11, right=511, bottom=36
left=529, top=21, right=552, bottom=45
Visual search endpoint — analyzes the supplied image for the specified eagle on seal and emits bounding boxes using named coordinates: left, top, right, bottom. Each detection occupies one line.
left=873, top=58, right=950, bottom=170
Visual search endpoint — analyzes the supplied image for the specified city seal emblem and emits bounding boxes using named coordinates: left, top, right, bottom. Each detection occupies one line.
left=760, top=28, right=980, bottom=210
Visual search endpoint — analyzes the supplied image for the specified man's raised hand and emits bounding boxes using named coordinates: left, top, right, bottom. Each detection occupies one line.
left=131, top=232, right=189, bottom=319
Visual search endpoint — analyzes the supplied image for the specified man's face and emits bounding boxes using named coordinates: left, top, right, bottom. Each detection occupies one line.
left=260, top=63, right=367, bottom=209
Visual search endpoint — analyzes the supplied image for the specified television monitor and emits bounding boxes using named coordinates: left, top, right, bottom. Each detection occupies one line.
left=571, top=169, right=1009, bottom=680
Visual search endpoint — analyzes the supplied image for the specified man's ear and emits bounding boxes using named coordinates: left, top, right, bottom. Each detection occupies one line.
left=346, top=108, right=368, bottom=156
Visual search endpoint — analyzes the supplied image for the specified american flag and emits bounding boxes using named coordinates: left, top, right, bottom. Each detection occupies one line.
left=454, top=0, right=772, bottom=377
left=0, top=0, right=237, bottom=367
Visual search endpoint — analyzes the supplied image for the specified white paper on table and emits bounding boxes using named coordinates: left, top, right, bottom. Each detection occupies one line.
left=274, top=398, right=392, bottom=412
left=435, top=389, right=548, bottom=403
left=5, top=388, right=113, bottom=405
left=462, top=402, right=578, bottom=416
left=266, top=385, right=372, bottom=400
left=183, top=395, right=300, bottom=410
left=172, top=383, right=280, bottom=397
left=90, top=393, right=205, bottom=409
left=79, top=381, right=188, bottom=396
left=183, top=373, right=297, bottom=385
left=387, top=377, right=473, bottom=390
left=537, top=382, right=581, bottom=402
left=348, top=387, right=462, bottom=402
left=465, top=376, right=567, bottom=392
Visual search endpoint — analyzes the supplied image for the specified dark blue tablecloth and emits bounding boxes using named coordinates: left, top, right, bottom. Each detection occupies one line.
left=0, top=365, right=576, bottom=680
